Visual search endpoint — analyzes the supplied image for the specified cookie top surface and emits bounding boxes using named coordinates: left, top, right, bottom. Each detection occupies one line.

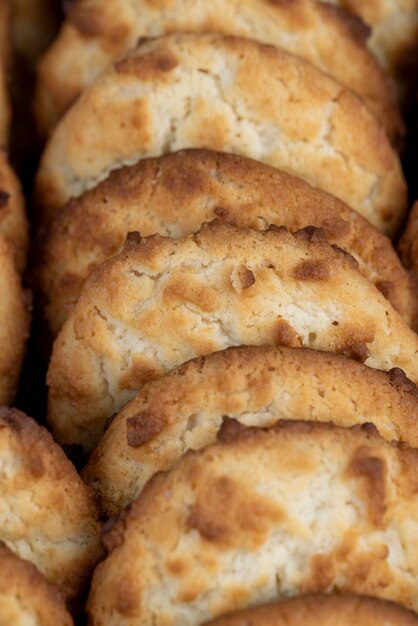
left=87, top=421, right=418, bottom=625
left=84, top=344, right=418, bottom=515
left=0, top=543, right=73, bottom=626
left=47, top=220, right=418, bottom=451
left=39, top=150, right=415, bottom=336
left=0, top=406, right=101, bottom=598
left=35, top=0, right=402, bottom=141
left=35, top=33, right=407, bottom=234
left=206, top=595, right=418, bottom=626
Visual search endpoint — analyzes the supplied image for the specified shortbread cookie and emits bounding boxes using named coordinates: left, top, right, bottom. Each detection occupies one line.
left=35, top=34, right=407, bottom=234
left=34, top=0, right=402, bottom=141
left=87, top=421, right=418, bottom=625
left=0, top=407, right=101, bottom=599
left=38, top=150, right=416, bottom=336
left=328, top=0, right=418, bottom=87
left=0, top=235, right=29, bottom=404
left=0, top=543, right=73, bottom=626
left=47, top=221, right=418, bottom=451
left=84, top=345, right=418, bottom=515
left=0, top=150, right=28, bottom=271
left=206, top=596, right=418, bottom=626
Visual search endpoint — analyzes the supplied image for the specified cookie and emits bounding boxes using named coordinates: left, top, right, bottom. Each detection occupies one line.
left=38, top=150, right=416, bottom=336
left=206, top=595, right=418, bottom=626
left=87, top=421, right=418, bottom=624
left=0, top=150, right=28, bottom=271
left=34, top=0, right=402, bottom=141
left=0, top=407, right=101, bottom=599
left=0, top=543, right=73, bottom=626
left=47, top=221, right=418, bottom=451
left=327, top=0, right=418, bottom=90
left=84, top=345, right=418, bottom=515
left=35, top=34, right=407, bottom=234
left=0, top=234, right=30, bottom=404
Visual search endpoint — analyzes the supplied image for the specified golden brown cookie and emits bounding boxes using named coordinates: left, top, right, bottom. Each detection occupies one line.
left=328, top=0, right=418, bottom=90
left=34, top=0, right=402, bottom=141
left=35, top=34, right=407, bottom=235
left=47, top=221, right=418, bottom=452
left=0, top=407, right=102, bottom=599
left=0, top=150, right=28, bottom=271
left=0, top=234, right=29, bottom=404
left=206, top=595, right=418, bottom=626
left=0, top=543, right=73, bottom=626
left=38, top=150, right=416, bottom=336
left=87, top=421, right=418, bottom=624
left=84, top=345, right=418, bottom=515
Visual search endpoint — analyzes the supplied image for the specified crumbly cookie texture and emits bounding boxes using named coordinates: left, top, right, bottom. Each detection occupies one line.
left=0, top=150, right=28, bottom=272
left=84, top=345, right=418, bottom=515
left=87, top=421, right=418, bottom=625
left=0, top=543, right=73, bottom=626
left=34, top=0, right=402, bottom=141
left=327, top=0, right=418, bottom=89
left=47, top=221, right=418, bottom=452
left=38, top=150, right=416, bottom=336
left=206, top=595, right=418, bottom=626
left=0, top=234, right=30, bottom=405
left=0, top=407, right=102, bottom=599
left=35, top=33, right=407, bottom=235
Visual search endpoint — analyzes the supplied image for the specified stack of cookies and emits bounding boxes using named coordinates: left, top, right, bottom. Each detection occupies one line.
left=1, top=0, right=418, bottom=624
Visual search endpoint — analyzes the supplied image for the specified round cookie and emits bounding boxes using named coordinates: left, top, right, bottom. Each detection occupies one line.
left=0, top=150, right=28, bottom=272
left=38, top=150, right=416, bottom=336
left=87, top=421, right=418, bottom=625
left=35, top=33, right=407, bottom=235
left=34, top=0, right=402, bottom=142
left=0, top=543, right=73, bottom=626
left=0, top=407, right=101, bottom=599
left=328, top=0, right=418, bottom=89
left=47, top=221, right=418, bottom=452
left=84, top=345, right=418, bottom=515
left=206, top=596, right=418, bottom=626
left=0, top=234, right=29, bottom=405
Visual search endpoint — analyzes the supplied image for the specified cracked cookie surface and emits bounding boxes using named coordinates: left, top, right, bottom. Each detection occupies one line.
left=35, top=34, right=407, bottom=235
left=34, top=0, right=402, bottom=141
left=47, top=221, right=418, bottom=451
left=87, top=421, right=418, bottom=625
left=84, top=345, right=418, bottom=515
left=38, top=150, right=416, bottom=336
